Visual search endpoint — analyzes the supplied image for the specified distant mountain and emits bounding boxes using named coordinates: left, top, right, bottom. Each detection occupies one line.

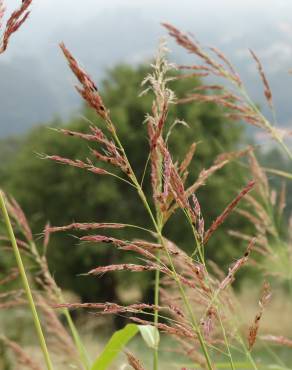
left=1, top=6, right=292, bottom=138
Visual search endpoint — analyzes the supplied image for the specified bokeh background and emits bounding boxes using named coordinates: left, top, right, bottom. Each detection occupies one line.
left=1, top=3, right=292, bottom=367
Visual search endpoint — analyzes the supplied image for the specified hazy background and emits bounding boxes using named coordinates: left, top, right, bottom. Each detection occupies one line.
left=1, top=0, right=292, bottom=137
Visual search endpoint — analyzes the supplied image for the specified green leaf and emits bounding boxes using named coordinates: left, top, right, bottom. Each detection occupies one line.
left=90, top=324, right=138, bottom=370
left=138, top=325, right=160, bottom=350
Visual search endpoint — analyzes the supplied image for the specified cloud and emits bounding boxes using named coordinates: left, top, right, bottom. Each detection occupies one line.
left=258, top=42, right=292, bottom=73
left=278, top=21, right=292, bottom=38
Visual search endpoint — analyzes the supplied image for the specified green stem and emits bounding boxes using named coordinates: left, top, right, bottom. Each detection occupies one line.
left=217, top=311, right=236, bottom=370
left=170, top=268, right=214, bottom=369
left=0, top=192, right=54, bottom=370
left=184, top=210, right=205, bottom=265
left=110, top=122, right=214, bottom=369
left=62, top=308, right=91, bottom=370
left=238, top=336, right=258, bottom=370
left=153, top=264, right=160, bottom=370
left=228, top=298, right=259, bottom=370
left=238, top=86, right=292, bottom=162
left=136, top=186, right=214, bottom=369
left=27, top=239, right=90, bottom=370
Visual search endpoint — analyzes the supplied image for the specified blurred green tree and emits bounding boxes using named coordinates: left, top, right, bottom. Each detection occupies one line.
left=2, top=64, right=249, bottom=302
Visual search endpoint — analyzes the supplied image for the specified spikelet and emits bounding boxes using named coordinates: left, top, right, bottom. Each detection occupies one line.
left=248, top=151, right=269, bottom=199
left=0, top=1, right=5, bottom=28
left=60, top=43, right=109, bottom=121
left=86, top=263, right=160, bottom=276
left=47, top=222, right=126, bottom=234
left=54, top=302, right=158, bottom=316
left=260, top=335, right=292, bottom=348
left=179, top=142, right=197, bottom=177
left=163, top=23, right=292, bottom=153
left=125, top=351, right=146, bottom=370
left=162, top=23, right=241, bottom=85
left=248, top=281, right=272, bottom=350
left=249, top=49, right=273, bottom=109
left=0, top=0, right=32, bottom=54
left=190, top=194, right=204, bottom=242
left=43, top=154, right=109, bottom=175
left=218, top=239, right=255, bottom=291
left=5, top=195, right=33, bottom=241
left=204, top=180, right=255, bottom=244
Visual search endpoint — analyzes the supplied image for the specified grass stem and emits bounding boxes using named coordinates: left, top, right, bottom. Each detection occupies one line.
left=0, top=192, right=54, bottom=370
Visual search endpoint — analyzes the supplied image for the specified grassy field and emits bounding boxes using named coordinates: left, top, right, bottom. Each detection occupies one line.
left=20, top=334, right=292, bottom=370
left=2, top=286, right=291, bottom=370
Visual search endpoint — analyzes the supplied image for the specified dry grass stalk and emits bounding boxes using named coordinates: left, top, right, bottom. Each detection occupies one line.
left=0, top=1, right=5, bottom=27
left=0, top=335, right=42, bottom=370
left=204, top=180, right=255, bottom=244
left=53, top=302, right=158, bottom=314
left=163, top=23, right=292, bottom=160
left=79, top=235, right=157, bottom=261
left=186, top=159, right=228, bottom=197
left=118, top=243, right=157, bottom=260
left=278, top=181, right=286, bottom=217
left=55, top=125, right=130, bottom=174
left=200, top=308, right=216, bottom=341
left=125, top=351, right=146, bottom=370
left=235, top=208, right=265, bottom=230
left=0, top=234, right=30, bottom=252
left=162, top=23, right=241, bottom=86
left=47, top=222, right=126, bottom=233
left=47, top=123, right=133, bottom=181
left=0, top=267, right=19, bottom=285
left=0, top=299, right=26, bottom=309
left=141, top=41, right=177, bottom=210
left=86, top=263, right=161, bottom=276
left=244, top=194, right=270, bottom=226
left=248, top=281, right=272, bottom=350
left=43, top=222, right=50, bottom=252
left=37, top=295, right=79, bottom=361
left=248, top=152, right=269, bottom=200
left=260, top=335, right=292, bottom=348
left=5, top=195, right=33, bottom=241
left=249, top=49, right=273, bottom=109
left=0, top=291, right=27, bottom=312
left=214, top=146, right=252, bottom=164
left=0, top=194, right=91, bottom=366
left=190, top=194, right=204, bottom=242
left=43, top=154, right=109, bottom=175
left=179, top=142, right=197, bottom=179
left=219, top=239, right=255, bottom=291
left=163, top=147, right=250, bottom=224
left=60, top=43, right=108, bottom=121
left=0, top=289, right=23, bottom=299
left=130, top=317, right=196, bottom=341
left=0, top=0, right=32, bottom=54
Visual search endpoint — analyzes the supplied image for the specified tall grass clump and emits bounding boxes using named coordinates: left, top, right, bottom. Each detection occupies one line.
left=0, top=5, right=292, bottom=370
left=0, top=2, right=53, bottom=370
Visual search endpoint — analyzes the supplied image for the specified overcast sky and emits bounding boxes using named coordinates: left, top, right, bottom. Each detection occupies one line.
left=3, top=1, right=292, bottom=76
left=4, top=0, right=292, bottom=55
left=1, top=0, right=292, bottom=137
